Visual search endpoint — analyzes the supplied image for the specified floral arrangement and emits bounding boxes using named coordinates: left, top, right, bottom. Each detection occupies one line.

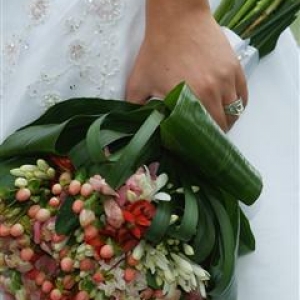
left=0, top=84, right=263, bottom=300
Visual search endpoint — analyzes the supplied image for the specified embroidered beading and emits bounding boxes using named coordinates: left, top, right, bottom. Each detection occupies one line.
left=3, top=0, right=126, bottom=109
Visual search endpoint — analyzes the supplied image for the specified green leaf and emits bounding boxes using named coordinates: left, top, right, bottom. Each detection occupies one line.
left=86, top=114, right=109, bottom=163
left=206, top=190, right=237, bottom=299
left=0, top=115, right=98, bottom=157
left=238, top=208, right=256, bottom=255
left=145, top=200, right=173, bottom=244
left=106, top=110, right=164, bottom=188
left=168, top=184, right=199, bottom=242
left=26, top=99, right=140, bottom=126
left=191, top=191, right=216, bottom=263
left=161, top=83, right=263, bottom=205
left=55, top=195, right=79, bottom=235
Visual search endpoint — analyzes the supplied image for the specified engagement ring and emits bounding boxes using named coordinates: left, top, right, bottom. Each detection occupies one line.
left=224, top=98, right=245, bottom=116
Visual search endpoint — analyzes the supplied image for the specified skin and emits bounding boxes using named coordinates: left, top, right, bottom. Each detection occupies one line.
left=126, top=0, right=248, bottom=131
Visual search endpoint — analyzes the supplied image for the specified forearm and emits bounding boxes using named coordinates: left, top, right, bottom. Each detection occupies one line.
left=145, top=0, right=213, bottom=36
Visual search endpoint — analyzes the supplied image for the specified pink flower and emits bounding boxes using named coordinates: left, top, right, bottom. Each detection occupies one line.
left=89, top=175, right=117, bottom=196
left=104, top=198, right=124, bottom=229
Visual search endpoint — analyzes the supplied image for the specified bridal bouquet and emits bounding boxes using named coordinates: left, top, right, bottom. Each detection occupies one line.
left=0, top=84, right=262, bottom=300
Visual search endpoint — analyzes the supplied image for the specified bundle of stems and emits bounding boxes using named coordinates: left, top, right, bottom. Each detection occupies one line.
left=215, top=0, right=300, bottom=57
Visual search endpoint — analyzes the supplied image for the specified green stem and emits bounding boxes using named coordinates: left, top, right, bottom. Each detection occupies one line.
left=228, top=0, right=257, bottom=28
left=237, top=0, right=273, bottom=26
left=242, top=0, right=284, bottom=37
left=214, top=0, right=235, bottom=22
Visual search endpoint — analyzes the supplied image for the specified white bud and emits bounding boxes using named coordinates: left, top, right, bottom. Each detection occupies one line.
left=175, top=187, right=184, bottom=194
left=155, top=275, right=163, bottom=286
left=193, top=264, right=210, bottom=280
left=37, top=159, right=50, bottom=171
left=24, top=171, right=34, bottom=179
left=126, top=190, right=138, bottom=202
left=170, top=253, right=193, bottom=273
left=183, top=244, right=195, bottom=256
left=34, top=170, right=49, bottom=180
left=191, top=186, right=200, bottom=193
left=132, top=241, right=145, bottom=261
left=14, top=178, right=28, bottom=188
left=47, top=168, right=56, bottom=179
left=154, top=192, right=171, bottom=201
left=169, top=214, right=179, bottom=225
left=10, top=169, right=25, bottom=177
left=20, top=165, right=38, bottom=172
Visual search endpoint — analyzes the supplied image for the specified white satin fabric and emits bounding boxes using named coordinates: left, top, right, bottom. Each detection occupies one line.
left=1, top=0, right=299, bottom=299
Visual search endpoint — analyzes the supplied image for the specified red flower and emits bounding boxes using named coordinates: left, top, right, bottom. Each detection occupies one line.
left=49, top=155, right=74, bottom=172
left=122, top=200, right=156, bottom=239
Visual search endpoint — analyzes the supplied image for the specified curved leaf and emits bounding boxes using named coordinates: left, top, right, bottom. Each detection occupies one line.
left=161, top=83, right=263, bottom=205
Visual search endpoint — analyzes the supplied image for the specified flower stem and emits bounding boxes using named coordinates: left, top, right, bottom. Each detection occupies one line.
left=242, top=0, right=284, bottom=37
left=227, top=0, right=258, bottom=28
left=214, top=0, right=235, bottom=22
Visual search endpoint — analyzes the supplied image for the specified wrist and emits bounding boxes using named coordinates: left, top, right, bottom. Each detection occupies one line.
left=145, top=0, right=213, bottom=39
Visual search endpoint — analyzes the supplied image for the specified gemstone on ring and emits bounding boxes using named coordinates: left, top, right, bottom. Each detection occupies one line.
left=224, top=98, right=245, bottom=116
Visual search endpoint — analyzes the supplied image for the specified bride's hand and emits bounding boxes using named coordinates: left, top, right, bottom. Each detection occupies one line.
left=126, top=0, right=248, bottom=131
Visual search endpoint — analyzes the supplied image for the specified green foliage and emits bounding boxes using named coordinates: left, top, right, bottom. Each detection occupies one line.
left=0, top=83, right=263, bottom=300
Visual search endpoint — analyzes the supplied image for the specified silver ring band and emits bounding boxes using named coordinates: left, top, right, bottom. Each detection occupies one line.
left=224, top=98, right=245, bottom=116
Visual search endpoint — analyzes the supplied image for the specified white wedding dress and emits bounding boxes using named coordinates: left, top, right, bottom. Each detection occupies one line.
left=1, top=0, right=299, bottom=300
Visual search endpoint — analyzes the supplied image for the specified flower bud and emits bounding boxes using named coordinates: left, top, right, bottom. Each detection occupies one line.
left=37, top=159, right=50, bottom=172
left=47, top=168, right=56, bottom=179
left=14, top=178, right=28, bottom=188
left=183, top=244, right=195, bottom=256
left=169, top=214, right=179, bottom=225
left=79, top=209, right=96, bottom=227
left=10, top=223, right=25, bottom=237
left=35, top=208, right=51, bottom=222
left=10, top=168, right=24, bottom=177
left=20, top=165, right=38, bottom=172
left=132, top=241, right=145, bottom=261
left=16, top=188, right=31, bottom=202
left=34, top=170, right=49, bottom=180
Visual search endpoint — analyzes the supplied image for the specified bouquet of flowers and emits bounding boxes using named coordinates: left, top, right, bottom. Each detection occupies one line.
left=0, top=84, right=263, bottom=300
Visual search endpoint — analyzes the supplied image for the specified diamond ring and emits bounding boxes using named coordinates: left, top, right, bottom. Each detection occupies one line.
left=224, top=98, right=245, bottom=116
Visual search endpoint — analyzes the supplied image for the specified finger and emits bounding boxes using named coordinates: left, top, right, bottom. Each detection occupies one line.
left=222, top=91, right=240, bottom=130
left=125, top=85, right=150, bottom=104
left=195, top=85, right=229, bottom=132
left=235, top=66, right=248, bottom=106
left=201, top=96, right=229, bottom=132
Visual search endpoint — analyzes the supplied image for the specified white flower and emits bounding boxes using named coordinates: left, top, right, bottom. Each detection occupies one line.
left=125, top=166, right=171, bottom=203
left=137, top=241, right=210, bottom=297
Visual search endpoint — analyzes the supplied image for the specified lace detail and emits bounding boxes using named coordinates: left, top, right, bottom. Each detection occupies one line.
left=3, top=0, right=126, bottom=109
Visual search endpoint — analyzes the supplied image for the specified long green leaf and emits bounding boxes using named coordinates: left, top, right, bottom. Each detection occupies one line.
left=0, top=116, right=98, bottom=157
left=191, top=191, right=216, bottom=263
left=168, top=184, right=199, bottom=242
left=26, top=99, right=140, bottom=126
left=145, top=201, right=174, bottom=244
left=86, top=115, right=109, bottom=163
left=106, top=110, right=164, bottom=188
left=238, top=208, right=256, bottom=255
left=161, top=83, right=262, bottom=205
left=205, top=190, right=237, bottom=299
